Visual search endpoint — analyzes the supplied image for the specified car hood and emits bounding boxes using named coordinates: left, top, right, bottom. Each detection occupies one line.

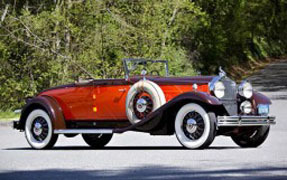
left=130, top=76, right=215, bottom=85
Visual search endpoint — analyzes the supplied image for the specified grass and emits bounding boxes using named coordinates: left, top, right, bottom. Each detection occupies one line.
left=0, top=111, right=20, bottom=121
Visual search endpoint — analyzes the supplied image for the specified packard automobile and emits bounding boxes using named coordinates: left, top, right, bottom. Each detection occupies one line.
left=13, top=58, right=275, bottom=149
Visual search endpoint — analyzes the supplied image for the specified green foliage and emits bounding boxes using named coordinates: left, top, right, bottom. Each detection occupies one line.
left=0, top=111, right=19, bottom=121
left=192, top=0, right=287, bottom=73
left=0, top=0, right=286, bottom=110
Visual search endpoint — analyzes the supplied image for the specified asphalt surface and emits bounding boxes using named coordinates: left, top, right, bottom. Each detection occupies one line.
left=1, top=60, right=287, bottom=179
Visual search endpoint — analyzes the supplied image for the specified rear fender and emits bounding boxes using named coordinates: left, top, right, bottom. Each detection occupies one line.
left=18, top=95, right=66, bottom=130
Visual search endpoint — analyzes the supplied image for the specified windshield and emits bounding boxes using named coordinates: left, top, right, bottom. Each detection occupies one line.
left=123, top=58, right=169, bottom=79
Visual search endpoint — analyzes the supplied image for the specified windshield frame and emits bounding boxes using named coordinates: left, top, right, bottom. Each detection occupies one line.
left=123, top=58, right=169, bottom=79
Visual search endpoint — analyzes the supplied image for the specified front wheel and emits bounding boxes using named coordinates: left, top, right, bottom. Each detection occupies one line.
left=82, top=134, right=113, bottom=148
left=175, top=103, right=216, bottom=149
left=231, top=126, right=270, bottom=148
left=25, top=109, right=58, bottom=149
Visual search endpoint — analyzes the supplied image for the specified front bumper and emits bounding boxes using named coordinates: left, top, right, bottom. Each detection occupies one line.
left=217, top=115, right=276, bottom=126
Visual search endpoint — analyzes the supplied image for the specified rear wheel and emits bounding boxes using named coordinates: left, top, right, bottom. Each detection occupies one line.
left=25, top=109, right=58, bottom=149
left=82, top=134, right=113, bottom=148
left=231, top=126, right=270, bottom=148
left=175, top=103, right=216, bottom=149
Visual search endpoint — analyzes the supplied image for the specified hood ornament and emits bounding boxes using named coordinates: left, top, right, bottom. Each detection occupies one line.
left=219, top=66, right=226, bottom=77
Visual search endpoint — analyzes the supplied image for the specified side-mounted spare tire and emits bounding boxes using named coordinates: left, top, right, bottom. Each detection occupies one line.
left=125, top=80, right=166, bottom=124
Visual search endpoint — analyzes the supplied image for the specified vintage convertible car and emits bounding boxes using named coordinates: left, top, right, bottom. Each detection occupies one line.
left=14, top=58, right=275, bottom=149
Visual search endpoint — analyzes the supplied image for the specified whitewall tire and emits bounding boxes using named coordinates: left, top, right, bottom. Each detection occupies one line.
left=126, top=80, right=166, bottom=124
left=175, top=103, right=216, bottom=149
left=25, top=109, right=58, bottom=149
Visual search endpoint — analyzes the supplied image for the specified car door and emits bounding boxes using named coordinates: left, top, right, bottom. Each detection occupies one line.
left=92, top=79, right=130, bottom=120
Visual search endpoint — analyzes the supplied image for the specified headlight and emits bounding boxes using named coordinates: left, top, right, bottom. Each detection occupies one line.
left=213, top=81, right=225, bottom=98
left=240, top=101, right=252, bottom=114
left=239, top=81, right=253, bottom=99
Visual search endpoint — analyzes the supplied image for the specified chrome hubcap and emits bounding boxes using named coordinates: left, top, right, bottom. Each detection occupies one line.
left=186, top=118, right=197, bottom=134
left=182, top=111, right=205, bottom=140
left=136, top=98, right=147, bottom=113
left=31, top=117, right=49, bottom=142
left=33, top=122, right=43, bottom=136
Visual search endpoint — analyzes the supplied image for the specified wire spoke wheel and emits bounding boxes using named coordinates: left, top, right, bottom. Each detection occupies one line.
left=126, top=80, right=166, bottom=124
left=182, top=111, right=205, bottom=140
left=132, top=92, right=153, bottom=119
left=31, top=117, right=49, bottom=142
left=175, top=103, right=216, bottom=149
left=25, top=109, right=58, bottom=149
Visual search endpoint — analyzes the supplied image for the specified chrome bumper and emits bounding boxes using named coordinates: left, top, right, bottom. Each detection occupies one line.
left=217, top=116, right=276, bottom=126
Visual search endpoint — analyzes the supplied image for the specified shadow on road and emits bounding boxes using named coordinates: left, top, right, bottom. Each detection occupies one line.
left=3, top=146, right=240, bottom=151
left=0, top=166, right=286, bottom=180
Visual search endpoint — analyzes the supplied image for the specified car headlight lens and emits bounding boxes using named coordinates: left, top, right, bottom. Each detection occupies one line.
left=240, top=101, right=252, bottom=114
left=213, top=81, right=225, bottom=98
left=239, top=81, right=253, bottom=99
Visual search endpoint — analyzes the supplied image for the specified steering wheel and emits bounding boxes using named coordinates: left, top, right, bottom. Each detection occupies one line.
left=150, top=70, right=160, bottom=76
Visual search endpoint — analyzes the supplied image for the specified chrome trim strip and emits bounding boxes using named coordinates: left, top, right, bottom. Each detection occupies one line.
left=54, top=129, right=113, bottom=134
left=217, top=116, right=276, bottom=126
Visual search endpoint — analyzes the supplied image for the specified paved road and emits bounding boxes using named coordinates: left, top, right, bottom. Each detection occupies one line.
left=1, top=60, right=287, bottom=179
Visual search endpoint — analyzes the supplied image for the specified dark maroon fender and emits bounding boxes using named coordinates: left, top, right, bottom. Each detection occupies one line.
left=114, top=91, right=222, bottom=133
left=17, top=95, right=66, bottom=130
left=162, top=91, right=223, bottom=106
left=252, top=91, right=272, bottom=105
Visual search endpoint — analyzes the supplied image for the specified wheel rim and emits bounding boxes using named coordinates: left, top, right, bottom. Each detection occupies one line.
left=182, top=111, right=205, bottom=140
left=133, top=92, right=153, bottom=119
left=31, top=116, right=49, bottom=142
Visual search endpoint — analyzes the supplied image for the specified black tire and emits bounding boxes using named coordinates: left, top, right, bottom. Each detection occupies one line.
left=82, top=134, right=113, bottom=148
left=205, top=112, right=217, bottom=148
left=64, top=134, right=78, bottom=138
left=231, top=126, right=270, bottom=148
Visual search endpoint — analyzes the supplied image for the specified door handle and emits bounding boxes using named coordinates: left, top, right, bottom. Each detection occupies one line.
left=118, top=88, right=126, bottom=92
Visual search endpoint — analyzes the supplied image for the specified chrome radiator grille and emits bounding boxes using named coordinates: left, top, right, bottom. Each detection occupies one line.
left=221, top=78, right=238, bottom=115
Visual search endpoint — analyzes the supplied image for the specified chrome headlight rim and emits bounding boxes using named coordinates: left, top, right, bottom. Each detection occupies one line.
left=209, top=77, right=225, bottom=99
left=214, top=81, right=225, bottom=99
left=240, top=100, right=252, bottom=114
left=238, top=81, right=253, bottom=99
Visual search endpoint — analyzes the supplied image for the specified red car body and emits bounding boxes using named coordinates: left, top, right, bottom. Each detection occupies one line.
left=40, top=77, right=209, bottom=121
left=14, top=59, right=276, bottom=149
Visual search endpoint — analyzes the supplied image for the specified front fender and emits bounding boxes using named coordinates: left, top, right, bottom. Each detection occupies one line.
left=18, top=95, right=66, bottom=130
left=252, top=91, right=272, bottom=106
left=114, top=91, right=222, bottom=133
left=165, top=91, right=222, bottom=106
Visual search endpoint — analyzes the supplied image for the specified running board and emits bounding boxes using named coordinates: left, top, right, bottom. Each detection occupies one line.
left=54, top=129, right=113, bottom=134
